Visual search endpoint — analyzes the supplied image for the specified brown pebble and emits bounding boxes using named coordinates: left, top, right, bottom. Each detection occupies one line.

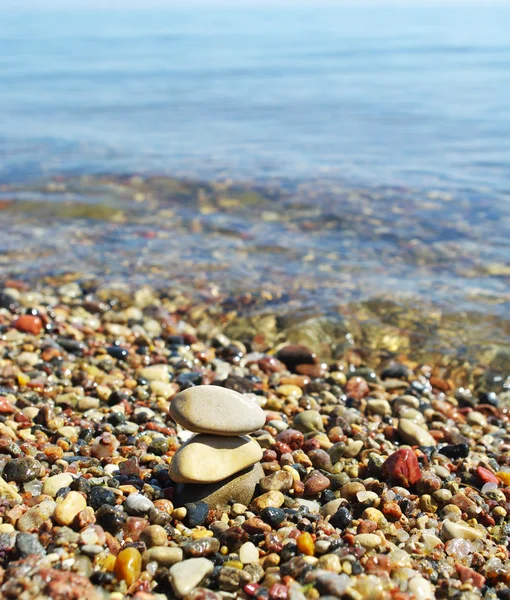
left=304, top=471, right=331, bottom=496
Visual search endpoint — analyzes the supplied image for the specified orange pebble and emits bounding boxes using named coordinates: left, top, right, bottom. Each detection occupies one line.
left=114, top=547, right=142, bottom=586
left=296, top=532, right=315, bottom=556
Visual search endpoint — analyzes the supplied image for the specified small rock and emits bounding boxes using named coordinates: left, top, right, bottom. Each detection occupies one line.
left=329, top=507, right=353, bottom=529
left=17, top=500, right=56, bottom=532
left=218, top=565, right=252, bottom=591
left=304, top=471, right=330, bottom=495
left=182, top=537, right=220, bottom=557
left=88, top=486, right=117, bottom=510
left=138, top=365, right=170, bottom=382
left=114, top=547, right=142, bottom=586
left=168, top=557, right=214, bottom=598
left=293, top=410, right=324, bottom=433
left=398, top=419, right=436, bottom=447
left=366, top=399, right=392, bottom=416
left=315, top=572, right=351, bottom=597
left=250, top=491, right=285, bottom=511
left=43, top=473, right=74, bottom=498
left=53, top=491, right=87, bottom=526
left=3, top=457, right=41, bottom=484
left=320, top=499, right=343, bottom=517
left=13, top=315, right=43, bottom=335
left=184, top=502, right=209, bottom=527
left=124, top=493, right=155, bottom=516
left=354, top=533, right=382, bottom=549
left=343, top=440, right=363, bottom=458
left=239, top=541, right=259, bottom=563
left=441, top=519, right=484, bottom=541
left=345, top=377, right=370, bottom=400
left=296, top=532, right=314, bottom=556
left=16, top=532, right=46, bottom=556
left=382, top=448, right=421, bottom=487
left=139, top=525, right=168, bottom=548
left=259, top=470, right=294, bottom=493
left=259, top=507, right=286, bottom=527
left=408, top=575, right=435, bottom=599
left=143, top=546, right=183, bottom=567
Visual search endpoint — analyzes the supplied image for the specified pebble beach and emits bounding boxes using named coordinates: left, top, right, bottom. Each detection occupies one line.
left=0, top=276, right=509, bottom=600
left=1, top=4, right=510, bottom=598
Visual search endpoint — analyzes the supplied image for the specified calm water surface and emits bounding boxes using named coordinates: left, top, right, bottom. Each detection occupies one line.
left=0, top=5, right=509, bottom=359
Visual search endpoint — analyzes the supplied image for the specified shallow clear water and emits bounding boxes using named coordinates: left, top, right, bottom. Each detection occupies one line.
left=2, top=5, right=510, bottom=190
left=0, top=5, right=509, bottom=360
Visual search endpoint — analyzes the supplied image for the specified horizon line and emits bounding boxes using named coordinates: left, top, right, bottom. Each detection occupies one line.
left=2, top=0, right=510, bottom=10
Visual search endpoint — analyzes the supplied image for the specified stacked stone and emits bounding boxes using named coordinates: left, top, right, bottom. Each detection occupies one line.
left=169, top=385, right=265, bottom=508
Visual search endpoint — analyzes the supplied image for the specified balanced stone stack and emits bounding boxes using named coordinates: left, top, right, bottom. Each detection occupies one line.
left=169, top=385, right=265, bottom=508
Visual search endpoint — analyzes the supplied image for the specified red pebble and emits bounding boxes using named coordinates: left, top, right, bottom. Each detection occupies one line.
left=476, top=466, right=499, bottom=485
left=272, top=441, right=292, bottom=457
left=0, top=397, right=15, bottom=413
left=13, top=314, right=43, bottom=335
left=455, top=564, right=486, bottom=588
left=345, top=377, right=370, bottom=400
left=244, top=583, right=260, bottom=596
left=258, top=357, right=286, bottom=375
left=276, top=429, right=304, bottom=450
left=302, top=438, right=321, bottom=453
left=382, top=448, right=421, bottom=487
left=262, top=449, right=278, bottom=462
left=269, top=584, right=288, bottom=600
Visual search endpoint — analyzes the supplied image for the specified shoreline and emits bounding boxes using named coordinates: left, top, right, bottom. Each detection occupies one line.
left=1, top=172, right=509, bottom=368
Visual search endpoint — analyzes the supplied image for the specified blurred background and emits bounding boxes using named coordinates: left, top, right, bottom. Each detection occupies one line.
left=1, top=0, right=509, bottom=363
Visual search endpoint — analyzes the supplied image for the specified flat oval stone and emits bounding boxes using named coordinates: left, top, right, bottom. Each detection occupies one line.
left=169, top=434, right=263, bottom=484
left=398, top=419, right=436, bottom=447
left=170, top=385, right=265, bottom=436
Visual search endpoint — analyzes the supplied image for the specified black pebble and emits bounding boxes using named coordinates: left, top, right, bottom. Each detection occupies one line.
left=259, top=507, right=286, bottom=527
left=96, top=505, right=126, bottom=534
left=381, top=363, right=410, bottom=380
left=329, top=506, right=352, bottom=529
left=321, top=489, right=336, bottom=504
left=107, top=346, right=129, bottom=360
left=279, top=541, right=298, bottom=562
left=437, top=443, right=469, bottom=459
left=88, top=486, right=117, bottom=510
left=184, top=501, right=209, bottom=527
left=108, top=390, right=131, bottom=406
left=70, top=477, right=91, bottom=494
left=90, top=571, right=115, bottom=585
left=55, top=486, right=71, bottom=499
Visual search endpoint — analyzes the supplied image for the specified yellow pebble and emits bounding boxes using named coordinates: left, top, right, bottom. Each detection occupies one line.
left=172, top=507, right=187, bottom=520
left=17, top=373, right=30, bottom=386
left=330, top=371, right=347, bottom=386
left=114, top=547, right=142, bottom=586
left=307, top=588, right=320, bottom=600
left=102, top=554, right=117, bottom=572
left=276, top=384, right=303, bottom=399
left=192, top=528, right=213, bottom=539
left=497, top=472, right=510, bottom=485
left=220, top=545, right=229, bottom=555
left=224, top=560, right=243, bottom=569
left=297, top=532, right=315, bottom=556
left=283, top=465, right=300, bottom=482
